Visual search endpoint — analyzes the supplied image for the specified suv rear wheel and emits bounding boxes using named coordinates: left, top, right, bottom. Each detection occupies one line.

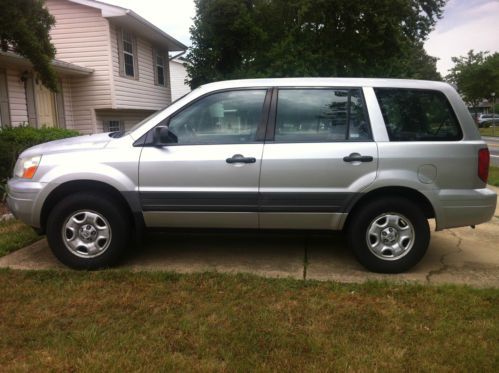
left=46, top=193, right=130, bottom=269
left=347, top=197, right=430, bottom=273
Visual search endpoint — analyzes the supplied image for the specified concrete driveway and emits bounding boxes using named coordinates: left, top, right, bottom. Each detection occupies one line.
left=1, top=187, right=498, bottom=287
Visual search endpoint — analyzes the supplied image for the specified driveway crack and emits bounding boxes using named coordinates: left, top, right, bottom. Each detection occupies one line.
left=425, top=230, right=463, bottom=283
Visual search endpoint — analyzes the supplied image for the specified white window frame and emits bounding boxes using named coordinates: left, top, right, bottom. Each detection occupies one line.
left=122, top=30, right=135, bottom=78
left=104, top=120, right=124, bottom=133
left=155, top=51, right=165, bottom=86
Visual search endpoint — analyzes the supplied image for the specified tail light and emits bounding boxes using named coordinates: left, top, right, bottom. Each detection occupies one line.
left=478, top=148, right=490, bottom=183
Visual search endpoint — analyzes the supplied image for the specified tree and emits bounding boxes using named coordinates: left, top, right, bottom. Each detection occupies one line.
left=186, top=0, right=445, bottom=88
left=0, top=0, right=58, bottom=91
left=446, top=50, right=499, bottom=110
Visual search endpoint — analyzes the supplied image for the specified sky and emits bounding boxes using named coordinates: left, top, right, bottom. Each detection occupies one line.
left=101, top=0, right=195, bottom=46
left=424, top=0, right=499, bottom=75
left=101, top=0, right=499, bottom=76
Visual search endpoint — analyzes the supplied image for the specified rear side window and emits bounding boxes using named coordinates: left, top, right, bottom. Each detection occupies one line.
left=274, top=89, right=371, bottom=142
left=374, top=89, right=462, bottom=141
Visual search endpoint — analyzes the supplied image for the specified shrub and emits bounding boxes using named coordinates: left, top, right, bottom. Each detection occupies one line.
left=0, top=125, right=79, bottom=198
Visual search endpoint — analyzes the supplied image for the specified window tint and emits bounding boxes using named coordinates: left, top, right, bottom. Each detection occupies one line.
left=274, top=89, right=370, bottom=142
left=374, top=89, right=462, bottom=141
left=167, top=90, right=267, bottom=145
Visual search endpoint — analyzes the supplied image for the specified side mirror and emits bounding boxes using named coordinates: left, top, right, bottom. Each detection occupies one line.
left=153, top=125, right=177, bottom=145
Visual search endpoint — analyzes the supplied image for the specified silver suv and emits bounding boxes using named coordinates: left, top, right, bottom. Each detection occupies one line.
left=6, top=78, right=497, bottom=273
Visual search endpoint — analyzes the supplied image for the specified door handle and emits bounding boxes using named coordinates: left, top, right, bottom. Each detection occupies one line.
left=226, top=154, right=257, bottom=164
left=343, top=153, right=374, bottom=163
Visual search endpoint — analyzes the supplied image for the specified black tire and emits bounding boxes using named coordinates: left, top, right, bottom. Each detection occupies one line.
left=46, top=193, right=131, bottom=270
left=347, top=197, right=430, bottom=273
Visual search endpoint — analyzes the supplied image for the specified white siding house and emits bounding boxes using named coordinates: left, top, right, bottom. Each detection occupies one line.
left=169, top=58, right=191, bottom=101
left=0, top=0, right=186, bottom=134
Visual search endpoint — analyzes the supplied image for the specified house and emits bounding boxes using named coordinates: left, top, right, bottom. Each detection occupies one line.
left=0, top=0, right=186, bottom=134
left=169, top=57, right=191, bottom=101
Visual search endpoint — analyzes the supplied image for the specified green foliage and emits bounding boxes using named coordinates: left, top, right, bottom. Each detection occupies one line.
left=446, top=50, right=499, bottom=108
left=479, top=127, right=499, bottom=137
left=0, top=0, right=58, bottom=91
left=186, top=0, right=445, bottom=88
left=0, top=220, right=39, bottom=257
left=0, top=270, right=498, bottom=371
left=0, top=125, right=79, bottom=187
left=489, top=166, right=499, bottom=187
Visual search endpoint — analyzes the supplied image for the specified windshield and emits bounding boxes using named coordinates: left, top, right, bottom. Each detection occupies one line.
left=126, top=109, right=166, bottom=134
left=121, top=91, right=192, bottom=136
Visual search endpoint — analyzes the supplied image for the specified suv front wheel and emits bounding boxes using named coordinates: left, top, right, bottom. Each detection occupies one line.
left=347, top=197, right=430, bottom=273
left=46, top=193, right=131, bottom=269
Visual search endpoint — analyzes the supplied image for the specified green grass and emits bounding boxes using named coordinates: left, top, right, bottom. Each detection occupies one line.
left=0, top=270, right=497, bottom=371
left=480, top=127, right=499, bottom=137
left=489, top=166, right=499, bottom=187
left=0, top=219, right=40, bottom=257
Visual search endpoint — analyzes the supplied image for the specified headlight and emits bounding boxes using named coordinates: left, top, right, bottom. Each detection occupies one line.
left=14, top=155, right=42, bottom=179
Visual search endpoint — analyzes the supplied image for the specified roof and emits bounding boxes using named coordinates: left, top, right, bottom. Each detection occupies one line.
left=68, top=0, right=187, bottom=51
left=170, top=57, right=189, bottom=65
left=197, top=77, right=452, bottom=92
left=0, top=50, right=94, bottom=76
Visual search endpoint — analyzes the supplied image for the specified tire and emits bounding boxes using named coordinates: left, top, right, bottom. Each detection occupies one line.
left=347, top=197, right=430, bottom=273
left=46, top=193, right=131, bottom=270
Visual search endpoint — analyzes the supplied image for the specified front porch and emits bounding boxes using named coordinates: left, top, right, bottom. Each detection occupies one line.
left=0, top=51, right=93, bottom=130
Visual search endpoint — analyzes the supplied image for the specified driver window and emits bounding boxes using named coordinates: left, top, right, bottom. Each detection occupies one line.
left=167, top=90, right=267, bottom=145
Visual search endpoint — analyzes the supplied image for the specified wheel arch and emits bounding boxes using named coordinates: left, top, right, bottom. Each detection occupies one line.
left=40, top=180, right=143, bottom=235
left=344, top=186, right=435, bottom=230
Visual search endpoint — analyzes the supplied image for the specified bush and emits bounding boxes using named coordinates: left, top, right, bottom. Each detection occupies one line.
left=0, top=125, right=79, bottom=194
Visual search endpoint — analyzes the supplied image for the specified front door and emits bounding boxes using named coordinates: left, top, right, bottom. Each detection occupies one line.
left=35, top=81, right=57, bottom=127
left=259, top=87, right=378, bottom=229
left=138, top=89, right=269, bottom=228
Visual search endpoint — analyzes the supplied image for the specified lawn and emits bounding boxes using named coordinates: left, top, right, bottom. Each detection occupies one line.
left=0, top=270, right=497, bottom=372
left=490, top=166, right=499, bottom=187
left=0, top=219, right=39, bottom=257
left=480, top=127, right=499, bottom=137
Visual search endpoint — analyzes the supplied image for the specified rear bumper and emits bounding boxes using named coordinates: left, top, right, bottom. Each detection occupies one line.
left=432, top=188, right=497, bottom=230
left=6, top=179, right=46, bottom=228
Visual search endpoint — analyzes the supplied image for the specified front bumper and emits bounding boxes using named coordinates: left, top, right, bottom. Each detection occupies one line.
left=6, top=178, right=46, bottom=228
left=433, top=188, right=497, bottom=230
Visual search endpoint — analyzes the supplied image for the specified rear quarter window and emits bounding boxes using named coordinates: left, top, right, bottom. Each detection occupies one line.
left=374, top=88, right=463, bottom=141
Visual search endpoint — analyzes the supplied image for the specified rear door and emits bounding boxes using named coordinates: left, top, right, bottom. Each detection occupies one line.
left=259, top=87, right=378, bottom=229
left=138, top=89, right=270, bottom=228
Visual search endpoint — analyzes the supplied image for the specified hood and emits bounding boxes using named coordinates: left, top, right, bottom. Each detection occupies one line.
left=20, top=133, right=113, bottom=158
